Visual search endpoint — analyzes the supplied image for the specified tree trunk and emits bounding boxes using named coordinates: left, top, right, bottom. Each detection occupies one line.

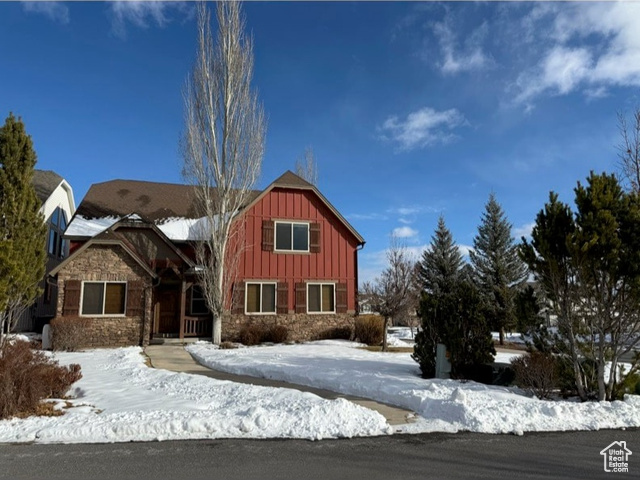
left=499, top=326, right=505, bottom=346
left=606, top=357, right=619, bottom=401
left=382, top=317, right=388, bottom=352
left=567, top=327, right=588, bottom=401
left=212, top=313, right=222, bottom=345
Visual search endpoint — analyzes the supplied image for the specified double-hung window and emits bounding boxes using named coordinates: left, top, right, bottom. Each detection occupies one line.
left=307, top=283, right=335, bottom=314
left=245, top=282, right=276, bottom=314
left=81, top=282, right=126, bottom=315
left=275, top=221, right=309, bottom=252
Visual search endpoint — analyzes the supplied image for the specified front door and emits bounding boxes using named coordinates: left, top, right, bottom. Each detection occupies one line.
left=157, top=290, right=180, bottom=334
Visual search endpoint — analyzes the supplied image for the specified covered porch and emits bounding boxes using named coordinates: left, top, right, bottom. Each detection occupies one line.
left=152, top=276, right=212, bottom=340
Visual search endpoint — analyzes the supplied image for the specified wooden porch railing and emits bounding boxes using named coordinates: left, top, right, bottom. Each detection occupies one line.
left=183, top=316, right=211, bottom=337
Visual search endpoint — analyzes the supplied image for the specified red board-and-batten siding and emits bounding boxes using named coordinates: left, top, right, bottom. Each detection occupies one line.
left=238, top=187, right=360, bottom=313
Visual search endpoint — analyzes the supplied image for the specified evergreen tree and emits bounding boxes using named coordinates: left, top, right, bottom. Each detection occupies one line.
left=522, top=173, right=640, bottom=401
left=413, top=218, right=494, bottom=379
left=514, top=285, right=541, bottom=335
left=470, top=193, right=528, bottom=345
left=418, top=215, right=463, bottom=294
left=413, top=279, right=495, bottom=379
left=0, top=113, right=47, bottom=346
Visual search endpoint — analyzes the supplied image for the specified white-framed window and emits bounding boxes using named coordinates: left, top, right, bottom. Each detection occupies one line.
left=275, top=221, right=309, bottom=252
left=307, top=283, right=335, bottom=314
left=190, top=285, right=208, bottom=315
left=47, top=207, right=68, bottom=259
left=245, top=282, right=277, bottom=314
left=81, top=281, right=126, bottom=316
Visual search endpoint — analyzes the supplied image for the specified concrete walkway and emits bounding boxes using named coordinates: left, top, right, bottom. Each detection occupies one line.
left=144, top=345, right=415, bottom=427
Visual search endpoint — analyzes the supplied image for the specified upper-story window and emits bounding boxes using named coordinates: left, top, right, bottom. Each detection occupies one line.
left=48, top=207, right=68, bottom=259
left=275, top=221, right=309, bottom=252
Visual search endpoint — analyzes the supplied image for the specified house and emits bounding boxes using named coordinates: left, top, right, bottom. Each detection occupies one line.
left=49, top=171, right=365, bottom=347
left=600, top=441, right=631, bottom=473
left=14, top=170, right=75, bottom=332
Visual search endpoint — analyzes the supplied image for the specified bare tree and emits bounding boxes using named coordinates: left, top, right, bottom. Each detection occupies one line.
left=182, top=1, right=266, bottom=344
left=362, top=237, right=418, bottom=351
left=617, top=108, right=640, bottom=193
left=294, top=146, right=318, bottom=186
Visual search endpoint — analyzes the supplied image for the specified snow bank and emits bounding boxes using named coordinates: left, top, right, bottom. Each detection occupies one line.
left=188, top=341, right=640, bottom=435
left=0, top=347, right=390, bottom=444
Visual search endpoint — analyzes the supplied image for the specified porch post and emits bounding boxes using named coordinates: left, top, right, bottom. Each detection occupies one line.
left=179, top=280, right=186, bottom=340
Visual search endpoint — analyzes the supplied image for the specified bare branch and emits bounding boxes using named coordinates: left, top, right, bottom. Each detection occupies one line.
left=294, top=147, right=318, bottom=186
left=616, top=108, right=640, bottom=193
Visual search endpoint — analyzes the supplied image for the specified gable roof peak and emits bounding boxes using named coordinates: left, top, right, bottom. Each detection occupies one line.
left=272, top=170, right=314, bottom=189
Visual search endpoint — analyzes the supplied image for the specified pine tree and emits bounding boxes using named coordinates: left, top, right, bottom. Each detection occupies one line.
left=470, top=193, right=528, bottom=345
left=413, top=278, right=495, bottom=379
left=413, top=217, right=494, bottom=379
left=418, top=215, right=463, bottom=294
left=0, top=113, right=47, bottom=346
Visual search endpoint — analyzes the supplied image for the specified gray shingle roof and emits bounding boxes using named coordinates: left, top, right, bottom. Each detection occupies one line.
left=32, top=170, right=63, bottom=204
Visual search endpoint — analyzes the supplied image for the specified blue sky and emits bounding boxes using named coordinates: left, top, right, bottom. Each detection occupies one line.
left=1, top=1, right=639, bottom=283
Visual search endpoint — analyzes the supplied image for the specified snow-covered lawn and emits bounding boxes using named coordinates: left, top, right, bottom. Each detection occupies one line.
left=188, top=340, right=640, bottom=435
left=0, top=347, right=390, bottom=444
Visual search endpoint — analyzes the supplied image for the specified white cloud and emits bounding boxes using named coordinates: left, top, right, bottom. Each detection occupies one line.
left=22, top=1, right=69, bottom=24
left=433, top=20, right=491, bottom=75
left=392, top=226, right=418, bottom=239
left=347, top=212, right=388, bottom=221
left=514, top=2, right=640, bottom=105
left=108, top=1, right=193, bottom=39
left=379, top=106, right=467, bottom=151
left=513, top=222, right=535, bottom=240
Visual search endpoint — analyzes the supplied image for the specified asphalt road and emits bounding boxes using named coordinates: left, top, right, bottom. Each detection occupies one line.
left=1, top=429, right=637, bottom=480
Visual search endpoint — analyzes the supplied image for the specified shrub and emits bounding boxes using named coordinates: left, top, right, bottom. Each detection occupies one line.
left=238, top=324, right=289, bottom=345
left=318, top=326, right=353, bottom=340
left=219, top=341, right=238, bottom=350
left=355, top=315, right=383, bottom=346
left=264, top=325, right=289, bottom=344
left=50, top=316, right=92, bottom=352
left=511, top=351, right=557, bottom=399
left=0, top=340, right=82, bottom=419
left=238, top=325, right=264, bottom=346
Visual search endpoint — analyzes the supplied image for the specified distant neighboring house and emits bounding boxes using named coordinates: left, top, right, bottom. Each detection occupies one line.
left=14, top=170, right=75, bottom=332
left=358, top=298, right=379, bottom=316
left=49, top=171, right=365, bottom=347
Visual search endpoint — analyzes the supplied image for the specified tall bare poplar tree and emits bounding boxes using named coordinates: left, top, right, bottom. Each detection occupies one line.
left=295, top=147, right=318, bottom=186
left=182, top=1, right=266, bottom=344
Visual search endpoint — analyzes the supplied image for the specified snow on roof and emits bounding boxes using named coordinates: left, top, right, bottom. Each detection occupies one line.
left=65, top=214, right=213, bottom=242
left=64, top=216, right=121, bottom=238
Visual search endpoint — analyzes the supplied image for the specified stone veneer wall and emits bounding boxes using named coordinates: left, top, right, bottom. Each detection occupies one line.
left=55, top=244, right=153, bottom=348
left=222, top=313, right=355, bottom=342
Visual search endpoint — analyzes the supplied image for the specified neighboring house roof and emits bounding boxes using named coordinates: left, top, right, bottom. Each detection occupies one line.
left=66, top=171, right=365, bottom=246
left=32, top=170, right=64, bottom=204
